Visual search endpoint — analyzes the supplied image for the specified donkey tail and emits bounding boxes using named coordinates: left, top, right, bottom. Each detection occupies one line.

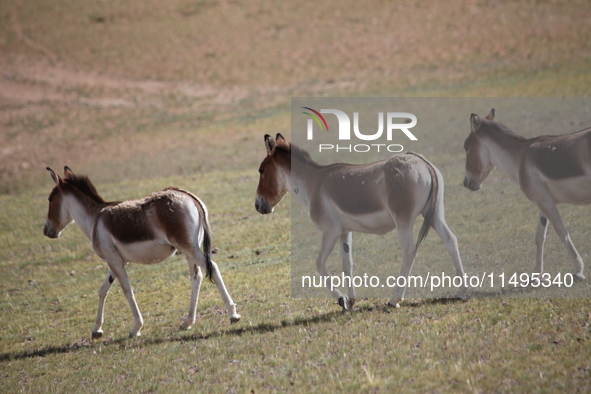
left=407, top=152, right=439, bottom=251
left=200, top=214, right=215, bottom=283
left=166, top=187, right=214, bottom=282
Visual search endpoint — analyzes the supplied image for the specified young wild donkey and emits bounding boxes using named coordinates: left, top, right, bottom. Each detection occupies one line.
left=463, top=108, right=590, bottom=280
left=43, top=167, right=240, bottom=338
left=255, top=134, right=467, bottom=310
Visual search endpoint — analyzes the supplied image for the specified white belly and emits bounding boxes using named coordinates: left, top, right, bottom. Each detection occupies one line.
left=115, top=240, right=177, bottom=264
left=339, top=209, right=397, bottom=235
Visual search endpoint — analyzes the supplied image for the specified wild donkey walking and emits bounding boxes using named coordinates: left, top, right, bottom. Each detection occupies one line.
left=463, top=108, right=589, bottom=280
left=255, top=134, right=466, bottom=310
left=44, top=167, right=240, bottom=338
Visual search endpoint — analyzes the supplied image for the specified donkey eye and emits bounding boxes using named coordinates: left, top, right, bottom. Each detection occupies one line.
left=258, top=169, right=264, bottom=175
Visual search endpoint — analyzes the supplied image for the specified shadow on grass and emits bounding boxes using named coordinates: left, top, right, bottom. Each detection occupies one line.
left=0, top=306, right=361, bottom=362
left=404, top=297, right=466, bottom=307
left=0, top=285, right=565, bottom=362
left=404, top=278, right=577, bottom=304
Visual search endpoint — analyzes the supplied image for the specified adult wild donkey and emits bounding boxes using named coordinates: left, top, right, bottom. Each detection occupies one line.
left=463, top=108, right=589, bottom=280
left=44, top=167, right=240, bottom=338
left=255, top=134, right=467, bottom=310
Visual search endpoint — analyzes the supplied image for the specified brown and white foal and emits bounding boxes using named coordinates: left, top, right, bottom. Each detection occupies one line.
left=464, top=108, right=590, bottom=280
left=255, top=134, right=466, bottom=310
left=44, top=167, right=240, bottom=338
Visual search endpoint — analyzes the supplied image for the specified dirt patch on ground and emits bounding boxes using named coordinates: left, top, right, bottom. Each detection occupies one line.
left=1, top=0, right=590, bottom=193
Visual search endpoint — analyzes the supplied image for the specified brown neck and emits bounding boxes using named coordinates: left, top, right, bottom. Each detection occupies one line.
left=479, top=122, right=531, bottom=184
left=282, top=144, right=325, bottom=209
left=63, top=185, right=106, bottom=240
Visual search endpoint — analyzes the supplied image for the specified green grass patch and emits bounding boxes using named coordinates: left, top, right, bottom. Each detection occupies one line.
left=1, top=164, right=591, bottom=392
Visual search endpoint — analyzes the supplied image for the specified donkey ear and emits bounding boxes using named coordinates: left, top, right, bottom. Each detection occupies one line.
left=470, top=114, right=481, bottom=131
left=275, top=133, right=286, bottom=145
left=264, top=134, right=276, bottom=154
left=485, top=108, right=495, bottom=121
left=47, top=167, right=60, bottom=185
left=63, top=166, right=74, bottom=180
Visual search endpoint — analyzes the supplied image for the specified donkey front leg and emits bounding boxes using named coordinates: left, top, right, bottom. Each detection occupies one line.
left=92, top=269, right=117, bottom=339
left=315, top=232, right=348, bottom=309
left=538, top=200, right=585, bottom=280
left=108, top=260, right=144, bottom=337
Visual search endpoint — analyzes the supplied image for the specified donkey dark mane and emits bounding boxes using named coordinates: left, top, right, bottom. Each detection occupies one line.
left=64, top=174, right=107, bottom=204
left=285, top=143, right=354, bottom=170
left=287, top=144, right=319, bottom=166
left=490, top=120, right=591, bottom=143
left=280, top=142, right=344, bottom=170
left=485, top=120, right=528, bottom=141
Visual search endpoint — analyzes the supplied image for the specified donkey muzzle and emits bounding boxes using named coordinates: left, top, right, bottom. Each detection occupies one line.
left=463, top=176, right=481, bottom=191
left=43, top=221, right=59, bottom=238
left=254, top=195, right=274, bottom=214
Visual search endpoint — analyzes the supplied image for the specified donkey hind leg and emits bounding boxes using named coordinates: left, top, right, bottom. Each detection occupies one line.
left=107, top=259, right=144, bottom=337
left=533, top=210, right=549, bottom=276
left=210, top=258, right=241, bottom=323
left=92, top=269, right=117, bottom=339
left=180, top=256, right=204, bottom=330
left=538, top=200, right=585, bottom=280
left=431, top=207, right=468, bottom=300
left=389, top=222, right=417, bottom=308
left=316, top=232, right=347, bottom=306
left=179, top=246, right=240, bottom=326
left=338, top=232, right=356, bottom=311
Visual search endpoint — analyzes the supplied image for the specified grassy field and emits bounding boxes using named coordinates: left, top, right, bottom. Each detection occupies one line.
left=1, top=0, right=591, bottom=392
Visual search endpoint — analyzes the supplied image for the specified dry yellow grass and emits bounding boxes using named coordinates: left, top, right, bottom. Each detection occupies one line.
left=1, top=0, right=591, bottom=192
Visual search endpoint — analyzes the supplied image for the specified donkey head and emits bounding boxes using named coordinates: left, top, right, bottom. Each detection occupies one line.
left=463, top=108, right=496, bottom=191
left=43, top=167, right=75, bottom=238
left=255, top=133, right=290, bottom=214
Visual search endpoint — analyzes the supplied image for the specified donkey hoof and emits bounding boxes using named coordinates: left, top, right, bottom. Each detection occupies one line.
left=91, top=330, right=103, bottom=340
left=456, top=291, right=469, bottom=301
left=338, top=295, right=351, bottom=311
left=574, top=272, right=586, bottom=281
left=387, top=298, right=403, bottom=308
left=230, top=314, right=241, bottom=324
left=128, top=331, right=141, bottom=338
left=179, top=322, right=192, bottom=331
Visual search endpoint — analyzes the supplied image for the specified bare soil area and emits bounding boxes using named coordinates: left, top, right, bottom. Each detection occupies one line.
left=1, top=0, right=590, bottom=193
